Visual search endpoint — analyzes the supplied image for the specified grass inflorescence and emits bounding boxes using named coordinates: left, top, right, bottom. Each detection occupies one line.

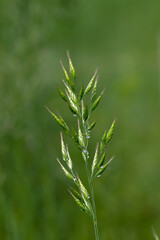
left=46, top=52, right=115, bottom=240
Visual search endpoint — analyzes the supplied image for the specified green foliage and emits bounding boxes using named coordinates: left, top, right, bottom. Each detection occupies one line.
left=47, top=53, right=115, bottom=240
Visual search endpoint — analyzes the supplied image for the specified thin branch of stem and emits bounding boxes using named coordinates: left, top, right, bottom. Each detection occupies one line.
left=81, top=112, right=99, bottom=240
left=84, top=149, right=99, bottom=240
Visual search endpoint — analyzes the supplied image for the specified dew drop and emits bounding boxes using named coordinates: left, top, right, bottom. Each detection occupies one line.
left=97, top=175, right=101, bottom=178
left=87, top=152, right=89, bottom=159
left=86, top=135, right=90, bottom=139
left=83, top=149, right=87, bottom=154
left=73, top=114, right=77, bottom=117
left=83, top=149, right=89, bottom=158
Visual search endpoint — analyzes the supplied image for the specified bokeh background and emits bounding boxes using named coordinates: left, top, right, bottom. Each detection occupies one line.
left=0, top=0, right=160, bottom=239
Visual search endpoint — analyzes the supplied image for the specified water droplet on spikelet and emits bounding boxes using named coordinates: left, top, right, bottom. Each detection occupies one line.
left=83, top=149, right=87, bottom=154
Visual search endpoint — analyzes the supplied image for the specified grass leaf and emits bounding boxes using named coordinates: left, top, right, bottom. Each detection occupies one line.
left=97, top=152, right=106, bottom=169
left=46, top=106, right=69, bottom=134
left=60, top=60, right=75, bottom=91
left=79, top=85, right=84, bottom=101
left=84, top=69, right=97, bottom=95
left=83, top=104, right=88, bottom=121
left=88, top=121, right=96, bottom=131
left=78, top=120, right=85, bottom=147
left=77, top=175, right=90, bottom=200
left=63, top=80, right=77, bottom=104
left=106, top=120, right=116, bottom=143
left=100, top=130, right=107, bottom=153
left=95, top=157, right=114, bottom=178
left=60, top=132, right=67, bottom=162
left=68, top=190, right=86, bottom=212
left=91, top=143, right=99, bottom=177
left=91, top=77, right=98, bottom=102
left=57, top=159, right=74, bottom=181
left=91, top=90, right=104, bottom=112
left=57, top=87, right=68, bottom=102
left=66, top=145, right=72, bottom=170
left=67, top=51, right=76, bottom=80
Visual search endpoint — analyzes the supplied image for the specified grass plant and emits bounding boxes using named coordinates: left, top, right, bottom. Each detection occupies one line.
left=46, top=52, right=115, bottom=240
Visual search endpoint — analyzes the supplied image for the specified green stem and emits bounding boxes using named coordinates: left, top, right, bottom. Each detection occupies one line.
left=85, top=150, right=99, bottom=240
left=80, top=100, right=100, bottom=240
left=90, top=182, right=99, bottom=240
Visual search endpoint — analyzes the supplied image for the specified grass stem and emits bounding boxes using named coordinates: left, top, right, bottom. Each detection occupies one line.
left=84, top=144, right=99, bottom=240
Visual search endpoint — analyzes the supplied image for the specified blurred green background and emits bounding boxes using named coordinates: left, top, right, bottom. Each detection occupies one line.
left=0, top=0, right=160, bottom=239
